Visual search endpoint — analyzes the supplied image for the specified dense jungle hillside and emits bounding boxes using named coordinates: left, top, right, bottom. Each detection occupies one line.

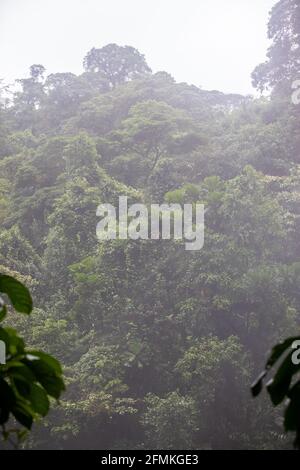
left=1, top=0, right=300, bottom=449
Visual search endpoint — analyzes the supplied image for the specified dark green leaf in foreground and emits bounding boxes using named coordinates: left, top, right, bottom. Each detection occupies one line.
left=0, top=274, right=32, bottom=314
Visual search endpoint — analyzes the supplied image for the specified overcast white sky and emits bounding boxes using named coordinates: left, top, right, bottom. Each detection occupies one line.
left=0, top=0, right=277, bottom=95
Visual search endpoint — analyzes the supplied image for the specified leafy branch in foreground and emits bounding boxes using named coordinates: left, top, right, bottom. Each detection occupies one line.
left=251, top=336, right=300, bottom=449
left=0, top=273, right=65, bottom=447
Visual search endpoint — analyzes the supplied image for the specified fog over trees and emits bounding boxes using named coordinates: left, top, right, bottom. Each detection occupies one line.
left=0, top=0, right=300, bottom=450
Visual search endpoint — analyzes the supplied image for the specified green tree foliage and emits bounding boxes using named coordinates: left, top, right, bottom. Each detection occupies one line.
left=142, top=392, right=198, bottom=450
left=0, top=273, right=64, bottom=448
left=248, top=0, right=300, bottom=450
left=1, top=33, right=299, bottom=449
left=13, top=65, right=46, bottom=130
left=252, top=0, right=300, bottom=94
left=252, top=334, right=300, bottom=449
left=83, top=44, right=152, bottom=88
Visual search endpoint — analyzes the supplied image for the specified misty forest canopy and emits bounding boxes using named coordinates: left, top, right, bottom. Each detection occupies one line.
left=0, top=0, right=300, bottom=449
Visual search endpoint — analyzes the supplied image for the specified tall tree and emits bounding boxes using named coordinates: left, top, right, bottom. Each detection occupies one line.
left=252, top=0, right=300, bottom=94
left=83, top=44, right=152, bottom=88
left=15, top=64, right=46, bottom=109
